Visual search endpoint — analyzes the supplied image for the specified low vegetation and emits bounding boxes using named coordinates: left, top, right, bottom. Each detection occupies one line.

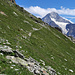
left=0, top=0, right=75, bottom=75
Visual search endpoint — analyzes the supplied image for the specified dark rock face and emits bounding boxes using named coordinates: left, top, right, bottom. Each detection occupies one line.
left=55, top=27, right=62, bottom=33
left=66, top=24, right=75, bottom=38
left=13, top=50, right=25, bottom=59
left=9, top=0, right=16, bottom=4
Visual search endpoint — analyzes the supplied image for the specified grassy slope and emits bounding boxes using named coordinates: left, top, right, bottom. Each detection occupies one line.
left=0, top=0, right=75, bottom=75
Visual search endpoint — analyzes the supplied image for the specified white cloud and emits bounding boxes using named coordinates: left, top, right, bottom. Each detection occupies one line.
left=24, top=6, right=57, bottom=18
left=67, top=17, right=75, bottom=19
left=24, top=6, right=75, bottom=18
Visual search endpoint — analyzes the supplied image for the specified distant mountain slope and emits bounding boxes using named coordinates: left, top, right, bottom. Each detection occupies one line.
left=66, top=24, right=75, bottom=37
left=0, top=0, right=75, bottom=75
left=42, top=12, right=72, bottom=34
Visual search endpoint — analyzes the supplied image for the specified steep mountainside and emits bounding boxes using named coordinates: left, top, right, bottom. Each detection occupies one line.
left=0, top=0, right=75, bottom=75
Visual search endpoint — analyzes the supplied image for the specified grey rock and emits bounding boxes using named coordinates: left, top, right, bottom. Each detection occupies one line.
left=13, top=50, right=25, bottom=59
left=0, top=45, right=13, bottom=53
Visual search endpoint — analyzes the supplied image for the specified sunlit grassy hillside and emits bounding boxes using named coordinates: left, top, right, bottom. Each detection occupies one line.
left=0, top=0, right=75, bottom=75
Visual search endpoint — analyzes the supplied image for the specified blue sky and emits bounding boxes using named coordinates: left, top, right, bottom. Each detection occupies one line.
left=15, top=0, right=75, bottom=23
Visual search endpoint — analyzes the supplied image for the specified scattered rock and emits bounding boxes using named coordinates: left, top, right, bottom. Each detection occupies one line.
left=0, top=53, right=3, bottom=55
left=15, top=69, right=19, bottom=71
left=45, top=66, right=56, bottom=75
left=0, top=11, right=7, bottom=16
left=69, top=69, right=73, bottom=73
left=40, top=59, right=45, bottom=66
left=10, top=67, right=13, bottom=69
left=64, top=59, right=67, bottom=61
left=30, top=16, right=40, bottom=23
left=0, top=45, right=13, bottom=53
left=32, top=27, right=39, bottom=31
left=6, top=55, right=56, bottom=75
left=28, top=32, right=32, bottom=37
left=13, top=50, right=25, bottom=59
left=13, top=12, right=18, bottom=16
left=0, top=45, right=56, bottom=75
left=6, top=56, right=18, bottom=64
left=12, top=65, right=15, bottom=66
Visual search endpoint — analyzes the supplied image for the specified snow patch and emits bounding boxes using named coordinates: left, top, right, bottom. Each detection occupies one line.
left=50, top=17, right=69, bottom=34
left=61, top=17, right=74, bottom=24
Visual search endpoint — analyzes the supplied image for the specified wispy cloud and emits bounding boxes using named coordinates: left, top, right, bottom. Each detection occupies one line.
left=24, top=6, right=75, bottom=18
left=67, top=17, right=75, bottom=19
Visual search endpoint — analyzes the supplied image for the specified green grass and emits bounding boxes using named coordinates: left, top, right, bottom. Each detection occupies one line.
left=0, top=0, right=75, bottom=75
left=0, top=55, right=33, bottom=75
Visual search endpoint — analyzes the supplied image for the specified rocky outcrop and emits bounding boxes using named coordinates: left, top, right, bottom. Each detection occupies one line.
left=0, top=45, right=13, bottom=53
left=13, top=50, right=25, bottom=59
left=0, top=45, right=56, bottom=75
left=55, top=27, right=62, bottom=33
left=6, top=55, right=56, bottom=75
left=9, top=0, right=16, bottom=4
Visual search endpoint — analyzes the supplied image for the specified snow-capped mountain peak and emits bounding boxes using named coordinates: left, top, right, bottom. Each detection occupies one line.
left=51, top=17, right=69, bottom=34
left=49, top=12, right=59, bottom=18
left=42, top=12, right=72, bottom=34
